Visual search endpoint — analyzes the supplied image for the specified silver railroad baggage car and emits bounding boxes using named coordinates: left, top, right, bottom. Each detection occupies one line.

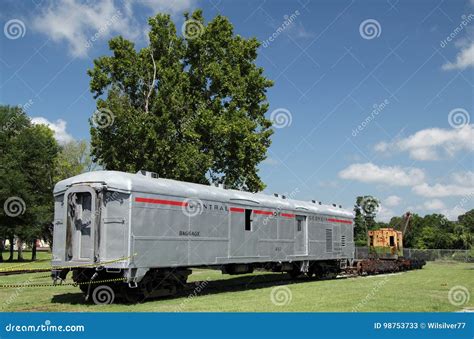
left=51, top=170, right=354, bottom=303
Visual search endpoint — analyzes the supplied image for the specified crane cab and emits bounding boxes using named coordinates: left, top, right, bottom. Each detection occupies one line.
left=368, top=228, right=403, bottom=259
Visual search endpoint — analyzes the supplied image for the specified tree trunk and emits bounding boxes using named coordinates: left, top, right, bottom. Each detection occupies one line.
left=0, top=238, right=4, bottom=262
left=8, top=236, right=14, bottom=261
left=17, top=239, right=24, bottom=261
left=31, top=239, right=37, bottom=261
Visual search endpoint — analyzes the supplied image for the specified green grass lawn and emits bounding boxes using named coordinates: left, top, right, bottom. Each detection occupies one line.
left=0, top=253, right=472, bottom=312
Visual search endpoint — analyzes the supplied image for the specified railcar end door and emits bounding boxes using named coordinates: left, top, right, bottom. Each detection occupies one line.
left=295, top=215, right=308, bottom=255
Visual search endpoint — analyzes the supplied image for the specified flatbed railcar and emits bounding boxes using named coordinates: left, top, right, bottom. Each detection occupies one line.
left=51, top=170, right=356, bottom=303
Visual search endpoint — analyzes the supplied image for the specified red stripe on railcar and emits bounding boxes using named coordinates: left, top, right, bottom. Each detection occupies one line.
left=135, top=197, right=188, bottom=207
left=281, top=213, right=295, bottom=218
left=229, top=207, right=245, bottom=213
left=253, top=210, right=274, bottom=215
left=327, top=218, right=352, bottom=224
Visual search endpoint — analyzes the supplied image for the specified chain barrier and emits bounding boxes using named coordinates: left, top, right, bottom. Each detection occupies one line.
left=0, top=254, right=137, bottom=288
left=0, top=277, right=127, bottom=289
left=0, top=253, right=136, bottom=273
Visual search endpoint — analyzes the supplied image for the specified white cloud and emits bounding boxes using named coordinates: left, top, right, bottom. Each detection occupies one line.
left=423, top=199, right=446, bottom=210
left=452, top=171, right=474, bottom=186
left=412, top=171, right=474, bottom=198
left=288, top=22, right=315, bottom=39
left=442, top=42, right=474, bottom=70
left=374, top=125, right=474, bottom=161
left=376, top=205, right=395, bottom=223
left=139, top=0, right=197, bottom=14
left=338, top=162, right=426, bottom=186
left=262, top=157, right=280, bottom=166
left=412, top=183, right=474, bottom=198
left=32, top=0, right=196, bottom=58
left=384, top=195, right=401, bottom=207
left=441, top=205, right=467, bottom=221
left=31, top=117, right=74, bottom=145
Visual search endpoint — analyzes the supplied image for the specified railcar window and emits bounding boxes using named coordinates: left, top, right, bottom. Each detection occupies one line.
left=297, top=220, right=302, bottom=232
left=369, top=235, right=374, bottom=246
left=245, top=209, right=252, bottom=231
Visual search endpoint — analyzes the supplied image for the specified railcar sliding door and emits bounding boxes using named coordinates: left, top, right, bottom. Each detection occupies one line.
left=229, top=207, right=258, bottom=259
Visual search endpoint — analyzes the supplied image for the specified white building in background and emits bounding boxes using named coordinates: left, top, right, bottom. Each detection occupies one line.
left=3, top=238, right=50, bottom=251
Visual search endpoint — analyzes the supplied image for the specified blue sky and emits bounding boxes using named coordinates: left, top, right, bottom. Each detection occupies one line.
left=0, top=0, right=473, bottom=221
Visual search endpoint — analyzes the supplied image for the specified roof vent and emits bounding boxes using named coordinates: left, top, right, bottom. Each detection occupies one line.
left=217, top=183, right=225, bottom=189
left=274, top=193, right=279, bottom=198
left=311, top=200, right=316, bottom=203
left=281, top=195, right=286, bottom=199
left=339, top=205, right=342, bottom=208
left=318, top=202, right=322, bottom=205
left=332, top=203, right=337, bottom=207
left=137, top=170, right=158, bottom=179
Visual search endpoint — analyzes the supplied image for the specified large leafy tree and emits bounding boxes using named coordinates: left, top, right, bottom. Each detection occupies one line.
left=88, top=10, right=273, bottom=192
left=0, top=105, right=59, bottom=261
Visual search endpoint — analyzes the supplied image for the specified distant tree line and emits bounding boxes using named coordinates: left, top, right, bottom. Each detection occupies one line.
left=354, top=195, right=473, bottom=250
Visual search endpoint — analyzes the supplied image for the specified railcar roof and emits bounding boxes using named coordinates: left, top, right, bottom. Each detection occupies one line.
left=54, top=170, right=353, bottom=218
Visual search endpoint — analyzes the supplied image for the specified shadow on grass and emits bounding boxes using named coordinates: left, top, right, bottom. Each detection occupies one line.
left=50, top=272, right=324, bottom=305
left=51, top=292, right=85, bottom=305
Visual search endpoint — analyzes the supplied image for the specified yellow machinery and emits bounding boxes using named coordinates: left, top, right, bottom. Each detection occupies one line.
left=368, top=212, right=411, bottom=259
left=368, top=228, right=403, bottom=259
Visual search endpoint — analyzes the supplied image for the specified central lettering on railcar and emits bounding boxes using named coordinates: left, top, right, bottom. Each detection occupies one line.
left=201, top=204, right=228, bottom=211
left=179, top=230, right=200, bottom=236
left=186, top=203, right=229, bottom=212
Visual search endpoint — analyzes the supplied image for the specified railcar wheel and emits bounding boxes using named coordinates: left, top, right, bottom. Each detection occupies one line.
left=288, top=268, right=301, bottom=279
left=91, top=285, right=115, bottom=305
left=121, top=286, right=145, bottom=304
